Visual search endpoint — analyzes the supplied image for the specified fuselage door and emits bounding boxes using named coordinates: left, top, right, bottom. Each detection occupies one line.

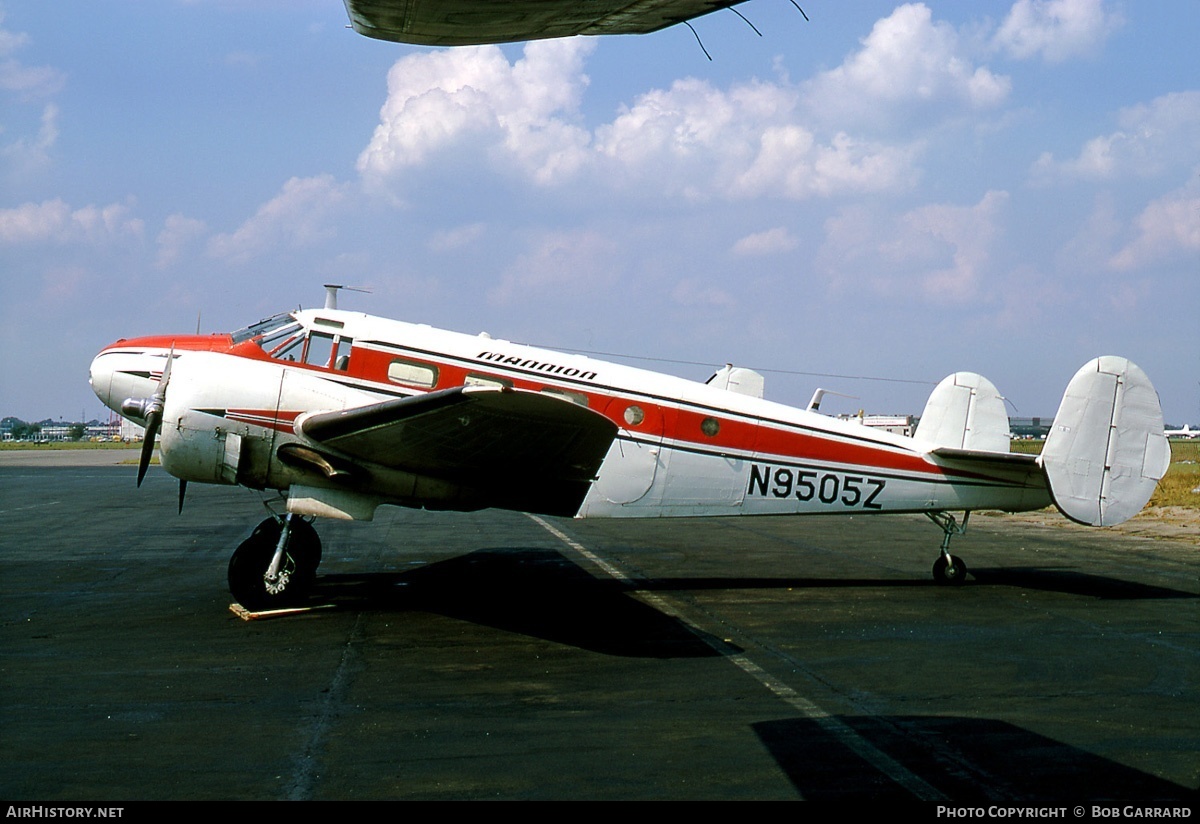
left=587, top=397, right=666, bottom=506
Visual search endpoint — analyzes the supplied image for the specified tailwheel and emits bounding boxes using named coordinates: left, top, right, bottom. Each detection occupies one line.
left=932, top=553, right=967, bottom=586
left=228, top=514, right=322, bottom=609
left=926, top=511, right=970, bottom=586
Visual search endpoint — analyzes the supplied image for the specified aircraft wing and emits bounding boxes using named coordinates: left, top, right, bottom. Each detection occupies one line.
left=342, top=0, right=747, bottom=46
left=296, top=386, right=618, bottom=516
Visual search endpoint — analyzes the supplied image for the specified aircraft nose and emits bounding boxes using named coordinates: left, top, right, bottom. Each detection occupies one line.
left=89, top=350, right=116, bottom=411
left=90, top=345, right=160, bottom=416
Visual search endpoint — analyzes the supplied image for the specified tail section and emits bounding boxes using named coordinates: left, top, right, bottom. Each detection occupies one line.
left=1039, top=357, right=1171, bottom=526
left=913, top=371, right=1011, bottom=454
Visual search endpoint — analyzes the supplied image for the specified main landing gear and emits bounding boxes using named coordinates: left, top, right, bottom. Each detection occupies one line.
left=228, top=513, right=322, bottom=610
left=926, top=511, right=969, bottom=586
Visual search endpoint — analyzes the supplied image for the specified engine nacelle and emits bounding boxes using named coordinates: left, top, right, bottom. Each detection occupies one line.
left=160, top=412, right=247, bottom=486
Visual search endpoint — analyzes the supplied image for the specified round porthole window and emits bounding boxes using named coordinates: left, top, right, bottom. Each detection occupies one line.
left=701, top=416, right=720, bottom=437
left=624, top=405, right=645, bottom=426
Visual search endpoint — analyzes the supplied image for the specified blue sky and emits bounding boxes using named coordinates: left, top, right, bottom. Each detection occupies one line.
left=2, top=0, right=1197, bottom=426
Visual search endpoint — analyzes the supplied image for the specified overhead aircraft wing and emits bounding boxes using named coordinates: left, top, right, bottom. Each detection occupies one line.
left=342, top=0, right=748, bottom=46
left=296, top=386, right=618, bottom=516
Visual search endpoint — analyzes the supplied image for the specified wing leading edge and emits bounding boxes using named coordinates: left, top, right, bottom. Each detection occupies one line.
left=297, top=386, right=618, bottom=516
left=342, top=0, right=748, bottom=46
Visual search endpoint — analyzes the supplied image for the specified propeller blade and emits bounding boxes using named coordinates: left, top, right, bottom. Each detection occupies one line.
left=178, top=479, right=187, bottom=514
left=136, top=409, right=160, bottom=487
left=135, top=345, right=175, bottom=489
left=159, top=344, right=175, bottom=390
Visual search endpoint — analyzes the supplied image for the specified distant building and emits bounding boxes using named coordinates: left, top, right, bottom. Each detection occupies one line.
left=1009, top=417, right=1050, bottom=439
left=837, top=413, right=916, bottom=437
left=120, top=417, right=146, bottom=441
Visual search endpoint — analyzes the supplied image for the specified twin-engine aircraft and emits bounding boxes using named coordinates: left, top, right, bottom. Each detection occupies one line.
left=90, top=287, right=1170, bottom=609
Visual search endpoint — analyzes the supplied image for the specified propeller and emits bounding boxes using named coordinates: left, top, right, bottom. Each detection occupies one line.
left=120, top=345, right=175, bottom=487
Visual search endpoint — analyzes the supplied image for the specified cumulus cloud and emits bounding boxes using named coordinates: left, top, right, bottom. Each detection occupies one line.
left=671, top=278, right=736, bottom=309
left=735, top=129, right=921, bottom=199
left=2, top=12, right=65, bottom=174
left=803, top=3, right=1011, bottom=130
left=1032, top=91, right=1200, bottom=181
left=0, top=197, right=143, bottom=244
left=358, top=39, right=594, bottom=186
left=994, top=0, right=1123, bottom=63
left=820, top=190, right=1009, bottom=303
left=360, top=38, right=931, bottom=204
left=2, top=101, right=57, bottom=168
left=428, top=222, right=486, bottom=252
left=898, top=189, right=1009, bottom=301
left=1109, top=186, right=1200, bottom=271
left=594, top=78, right=922, bottom=200
left=489, top=229, right=620, bottom=305
left=155, top=213, right=208, bottom=269
left=208, top=175, right=350, bottom=265
left=732, top=227, right=798, bottom=256
left=0, top=35, right=64, bottom=100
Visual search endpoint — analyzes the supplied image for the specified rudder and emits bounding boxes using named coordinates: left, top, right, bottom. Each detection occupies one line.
left=1039, top=356, right=1170, bottom=526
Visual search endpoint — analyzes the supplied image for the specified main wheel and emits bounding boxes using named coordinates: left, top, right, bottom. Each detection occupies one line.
left=932, top=554, right=967, bottom=586
left=228, top=517, right=322, bottom=609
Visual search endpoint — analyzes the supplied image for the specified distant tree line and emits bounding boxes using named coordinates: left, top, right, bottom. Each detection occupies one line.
left=1, top=417, right=87, bottom=441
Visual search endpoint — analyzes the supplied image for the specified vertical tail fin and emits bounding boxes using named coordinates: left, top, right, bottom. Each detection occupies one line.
left=913, top=371, right=1011, bottom=454
left=1039, top=356, right=1171, bottom=526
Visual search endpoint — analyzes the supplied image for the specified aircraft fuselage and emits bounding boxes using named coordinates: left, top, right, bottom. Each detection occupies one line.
left=90, top=307, right=1051, bottom=523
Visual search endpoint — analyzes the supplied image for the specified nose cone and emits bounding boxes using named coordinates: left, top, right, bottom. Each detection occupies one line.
left=89, top=349, right=117, bottom=413
left=89, top=343, right=166, bottom=417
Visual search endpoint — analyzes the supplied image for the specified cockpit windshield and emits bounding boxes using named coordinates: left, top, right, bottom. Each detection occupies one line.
left=231, top=313, right=297, bottom=344
left=231, top=313, right=305, bottom=361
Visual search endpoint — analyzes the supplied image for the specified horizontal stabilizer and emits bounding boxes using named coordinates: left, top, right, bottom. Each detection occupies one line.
left=1040, top=357, right=1170, bottom=526
left=914, top=372, right=1011, bottom=454
left=930, top=447, right=1037, bottom=469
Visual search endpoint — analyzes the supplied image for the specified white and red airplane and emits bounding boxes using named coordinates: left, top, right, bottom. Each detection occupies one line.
left=90, top=287, right=1171, bottom=609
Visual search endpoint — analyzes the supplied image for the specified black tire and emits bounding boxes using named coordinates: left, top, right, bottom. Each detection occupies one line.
left=228, top=517, right=322, bottom=609
left=932, top=554, right=968, bottom=586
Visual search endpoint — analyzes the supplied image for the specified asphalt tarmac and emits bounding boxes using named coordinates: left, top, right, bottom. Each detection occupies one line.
left=1, top=456, right=1197, bottom=802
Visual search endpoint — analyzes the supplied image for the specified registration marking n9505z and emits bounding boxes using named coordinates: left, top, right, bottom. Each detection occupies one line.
left=748, top=464, right=886, bottom=509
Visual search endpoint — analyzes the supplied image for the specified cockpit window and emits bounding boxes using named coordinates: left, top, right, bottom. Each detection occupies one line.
left=231, top=313, right=297, bottom=344
left=261, top=323, right=305, bottom=361
left=232, top=313, right=351, bottom=369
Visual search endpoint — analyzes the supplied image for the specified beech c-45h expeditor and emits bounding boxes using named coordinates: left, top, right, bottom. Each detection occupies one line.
left=90, top=287, right=1171, bottom=609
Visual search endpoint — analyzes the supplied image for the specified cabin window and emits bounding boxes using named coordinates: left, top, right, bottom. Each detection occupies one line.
left=701, top=417, right=720, bottom=437
left=465, top=373, right=512, bottom=390
left=304, top=332, right=337, bottom=369
left=542, top=388, right=589, bottom=407
left=332, top=337, right=353, bottom=371
left=388, top=358, right=438, bottom=388
left=623, top=405, right=645, bottom=426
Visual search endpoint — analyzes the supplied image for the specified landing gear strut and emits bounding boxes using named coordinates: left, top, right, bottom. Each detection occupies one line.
left=926, top=511, right=969, bottom=586
left=228, top=513, right=322, bottom=609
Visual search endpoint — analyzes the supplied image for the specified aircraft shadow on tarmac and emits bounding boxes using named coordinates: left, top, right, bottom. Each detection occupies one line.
left=312, top=546, right=731, bottom=659
left=754, top=714, right=1199, bottom=802
left=306, top=547, right=1196, bottom=656
left=647, top=568, right=1198, bottom=600
left=966, top=567, right=1198, bottom=600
